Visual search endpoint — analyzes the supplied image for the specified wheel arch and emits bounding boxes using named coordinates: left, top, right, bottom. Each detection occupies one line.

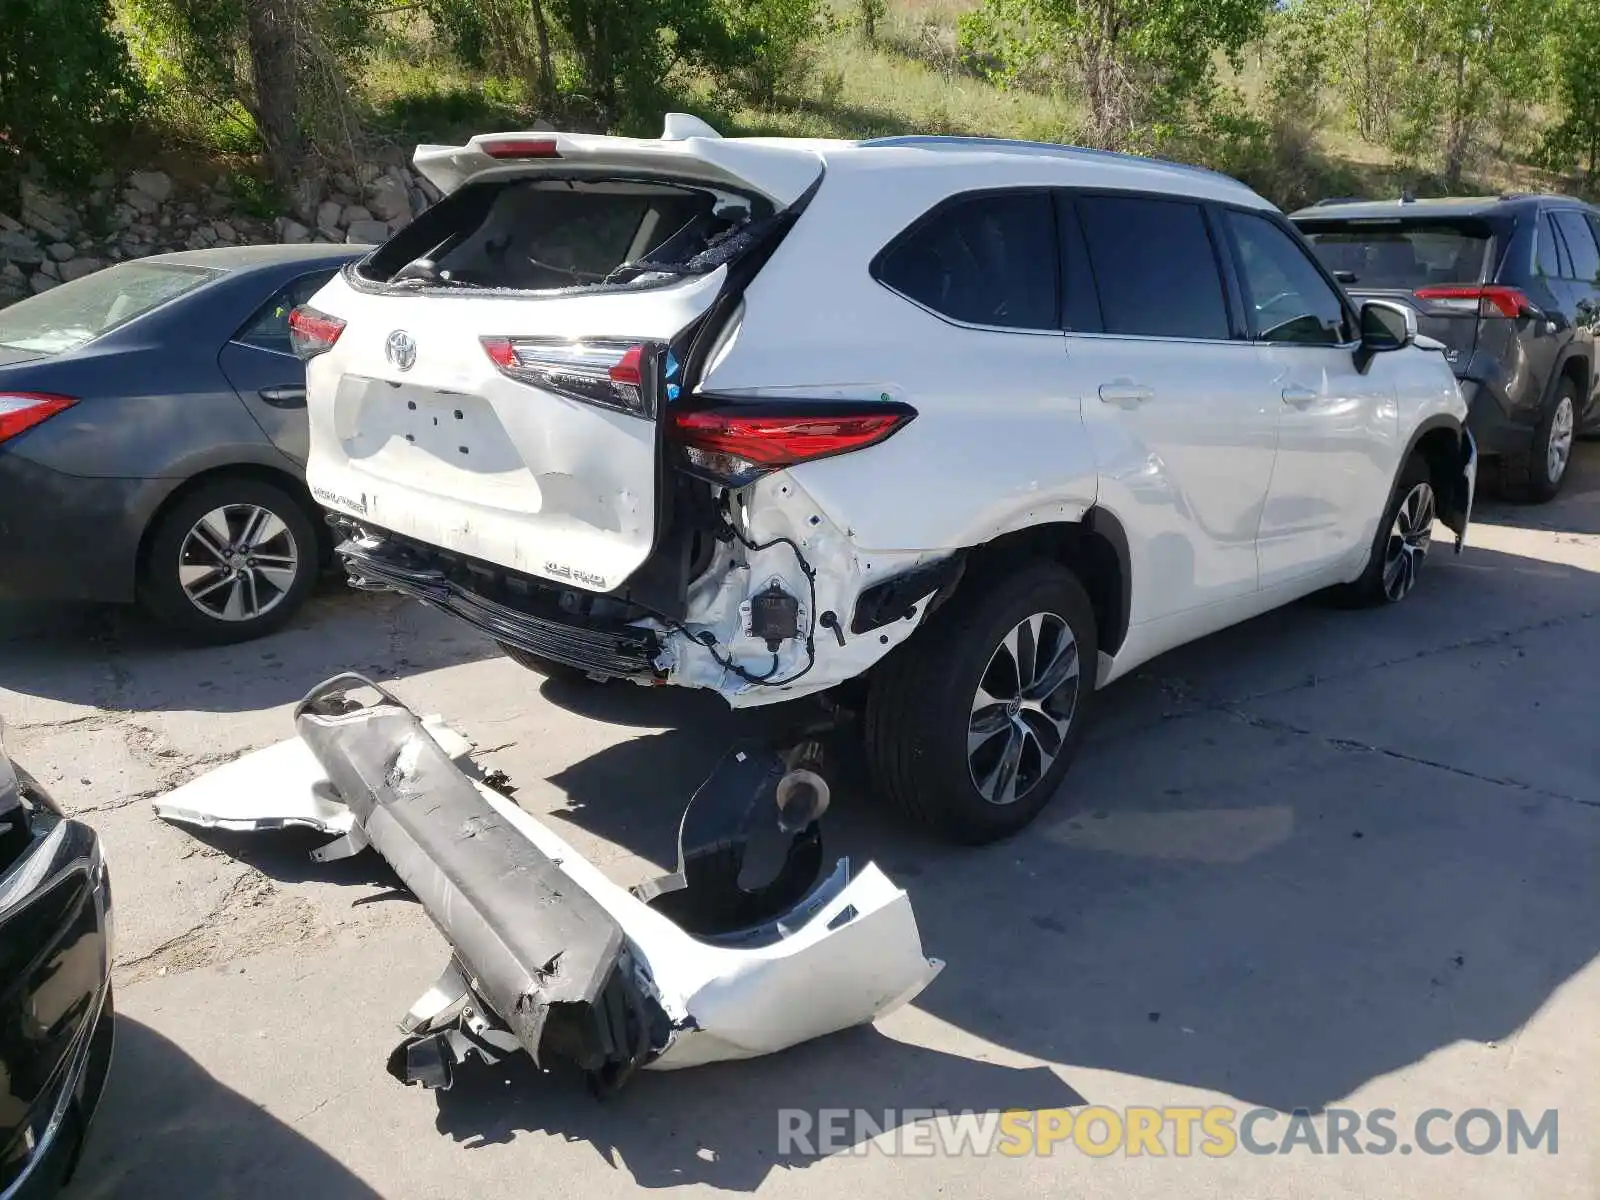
left=963, top=509, right=1131, bottom=658
left=135, top=462, right=328, bottom=578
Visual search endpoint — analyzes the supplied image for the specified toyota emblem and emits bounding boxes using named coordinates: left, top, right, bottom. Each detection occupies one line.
left=386, top=329, right=416, bottom=371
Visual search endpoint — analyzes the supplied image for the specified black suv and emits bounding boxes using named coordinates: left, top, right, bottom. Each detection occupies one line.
left=1292, top=194, right=1600, bottom=501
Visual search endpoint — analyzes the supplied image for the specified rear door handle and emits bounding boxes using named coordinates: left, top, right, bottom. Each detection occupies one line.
left=258, top=385, right=307, bottom=408
left=1099, top=379, right=1154, bottom=407
left=1281, top=386, right=1318, bottom=408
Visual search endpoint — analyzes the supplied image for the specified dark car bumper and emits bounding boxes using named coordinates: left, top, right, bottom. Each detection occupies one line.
left=0, top=452, right=149, bottom=604
left=1458, top=377, right=1540, bottom=457
left=0, top=773, right=116, bottom=1200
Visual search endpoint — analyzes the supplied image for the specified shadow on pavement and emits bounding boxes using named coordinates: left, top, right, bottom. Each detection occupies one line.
left=0, top=585, right=498, bottom=717
left=430, top=1026, right=1082, bottom=1190
left=1468, top=440, right=1600, bottom=535
left=64, top=1017, right=383, bottom=1200
left=542, top=541, right=1600, bottom=1124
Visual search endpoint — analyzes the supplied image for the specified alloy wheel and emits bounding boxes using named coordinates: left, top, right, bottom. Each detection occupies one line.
left=1547, top=395, right=1575, bottom=486
left=177, top=504, right=301, bottom=623
left=1382, top=481, right=1435, bottom=602
left=967, top=612, right=1080, bottom=806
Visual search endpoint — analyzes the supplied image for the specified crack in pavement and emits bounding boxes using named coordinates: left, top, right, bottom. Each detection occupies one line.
left=1218, top=703, right=1597, bottom=808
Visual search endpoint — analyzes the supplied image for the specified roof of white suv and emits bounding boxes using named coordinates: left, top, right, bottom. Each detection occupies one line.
left=412, top=115, right=1275, bottom=213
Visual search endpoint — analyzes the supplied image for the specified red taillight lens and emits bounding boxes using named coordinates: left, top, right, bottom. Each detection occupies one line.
left=0, top=393, right=75, bottom=444
left=288, top=305, right=347, bottom=359
left=1414, top=284, right=1531, bottom=319
left=479, top=137, right=560, bottom=160
left=672, top=403, right=917, bottom=486
left=481, top=337, right=652, bottom=418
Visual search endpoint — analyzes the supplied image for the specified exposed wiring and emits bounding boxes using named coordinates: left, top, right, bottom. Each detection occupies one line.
left=662, top=498, right=818, bottom=689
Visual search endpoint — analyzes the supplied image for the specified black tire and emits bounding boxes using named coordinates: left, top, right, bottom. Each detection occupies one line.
left=1339, top=454, right=1436, bottom=608
left=1499, top=377, right=1578, bottom=503
left=138, top=477, right=319, bottom=644
left=864, top=560, right=1098, bottom=844
left=497, top=641, right=604, bottom=684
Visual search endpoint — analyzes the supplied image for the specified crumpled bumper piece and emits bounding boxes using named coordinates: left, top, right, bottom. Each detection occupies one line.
left=153, top=673, right=943, bottom=1094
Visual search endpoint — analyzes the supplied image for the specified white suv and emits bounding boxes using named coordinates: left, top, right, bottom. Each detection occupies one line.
left=294, top=116, right=1476, bottom=843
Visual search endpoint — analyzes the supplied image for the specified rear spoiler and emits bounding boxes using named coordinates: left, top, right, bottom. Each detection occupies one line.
left=412, top=113, right=826, bottom=206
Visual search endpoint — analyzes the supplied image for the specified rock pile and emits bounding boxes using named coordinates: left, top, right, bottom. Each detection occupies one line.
left=0, top=153, right=440, bottom=308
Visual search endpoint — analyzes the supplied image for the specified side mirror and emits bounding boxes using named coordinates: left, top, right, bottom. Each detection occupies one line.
left=1354, top=299, right=1416, bottom=372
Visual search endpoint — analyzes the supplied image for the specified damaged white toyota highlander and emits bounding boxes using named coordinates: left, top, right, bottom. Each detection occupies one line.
left=292, top=115, right=1476, bottom=844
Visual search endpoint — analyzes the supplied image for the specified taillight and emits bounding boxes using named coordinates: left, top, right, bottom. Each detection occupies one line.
left=1413, top=284, right=1531, bottom=319
left=672, top=402, right=917, bottom=487
left=479, top=137, right=560, bottom=160
left=288, top=305, right=347, bottom=359
left=0, top=393, right=75, bottom=444
left=481, top=337, right=652, bottom=418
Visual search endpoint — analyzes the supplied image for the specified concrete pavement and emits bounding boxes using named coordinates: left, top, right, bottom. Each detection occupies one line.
left=4, top=449, right=1597, bottom=1199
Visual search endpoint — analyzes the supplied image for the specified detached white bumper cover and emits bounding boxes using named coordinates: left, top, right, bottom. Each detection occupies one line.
left=154, top=674, right=942, bottom=1092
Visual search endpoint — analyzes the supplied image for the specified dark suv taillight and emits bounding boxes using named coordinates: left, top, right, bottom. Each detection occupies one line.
left=1413, top=284, right=1533, bottom=319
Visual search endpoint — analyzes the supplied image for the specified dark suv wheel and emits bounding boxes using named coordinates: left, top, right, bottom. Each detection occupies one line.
left=864, top=561, right=1098, bottom=844
left=138, top=477, right=319, bottom=644
left=1501, top=378, right=1578, bottom=503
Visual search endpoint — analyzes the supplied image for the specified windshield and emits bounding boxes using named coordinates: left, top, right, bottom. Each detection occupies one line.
left=1299, top=220, right=1493, bottom=291
left=0, top=261, right=221, bottom=355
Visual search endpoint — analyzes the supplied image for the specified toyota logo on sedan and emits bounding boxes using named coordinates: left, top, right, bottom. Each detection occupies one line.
left=386, top=329, right=416, bottom=371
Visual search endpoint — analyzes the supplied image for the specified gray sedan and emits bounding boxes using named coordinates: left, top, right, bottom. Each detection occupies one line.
left=0, top=244, right=368, bottom=642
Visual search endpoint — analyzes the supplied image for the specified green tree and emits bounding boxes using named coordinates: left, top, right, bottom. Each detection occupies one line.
left=1540, top=0, right=1600, bottom=178
left=957, top=0, right=1272, bottom=151
left=0, top=0, right=140, bottom=187
left=121, top=0, right=379, bottom=187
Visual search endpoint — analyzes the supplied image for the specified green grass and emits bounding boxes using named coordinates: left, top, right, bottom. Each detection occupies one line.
left=348, top=0, right=1590, bottom=207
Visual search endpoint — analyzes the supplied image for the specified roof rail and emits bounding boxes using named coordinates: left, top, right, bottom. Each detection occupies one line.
left=857, top=135, right=1235, bottom=182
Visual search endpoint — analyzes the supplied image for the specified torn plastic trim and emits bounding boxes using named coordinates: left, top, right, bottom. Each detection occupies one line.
left=155, top=674, right=942, bottom=1093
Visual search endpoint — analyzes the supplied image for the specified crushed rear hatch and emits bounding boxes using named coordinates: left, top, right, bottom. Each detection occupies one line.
left=301, top=118, right=823, bottom=597
left=153, top=674, right=942, bottom=1093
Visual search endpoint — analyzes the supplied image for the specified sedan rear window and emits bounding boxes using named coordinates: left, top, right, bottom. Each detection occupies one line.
left=359, top=177, right=773, bottom=293
left=1298, top=221, right=1492, bottom=290
left=0, top=261, right=220, bottom=355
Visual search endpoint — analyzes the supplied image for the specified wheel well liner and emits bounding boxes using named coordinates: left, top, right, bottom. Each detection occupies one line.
left=1399, top=414, right=1463, bottom=493
left=966, top=511, right=1131, bottom=656
left=136, top=464, right=325, bottom=573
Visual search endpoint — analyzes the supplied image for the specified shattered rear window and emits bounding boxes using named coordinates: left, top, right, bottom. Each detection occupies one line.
left=359, top=178, right=775, bottom=294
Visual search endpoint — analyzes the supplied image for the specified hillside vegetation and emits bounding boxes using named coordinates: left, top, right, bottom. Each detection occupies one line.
left=1, top=0, right=1596, bottom=213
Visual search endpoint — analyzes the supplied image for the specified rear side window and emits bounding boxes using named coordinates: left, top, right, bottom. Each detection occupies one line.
left=359, top=178, right=771, bottom=293
left=1537, top=214, right=1570, bottom=279
left=1551, top=210, right=1600, bottom=283
left=1074, top=194, right=1229, bottom=340
left=1300, top=221, right=1492, bottom=289
left=874, top=191, right=1058, bottom=330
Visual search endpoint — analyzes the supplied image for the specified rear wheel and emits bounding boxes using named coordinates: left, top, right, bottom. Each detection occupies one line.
left=865, top=561, right=1098, bottom=844
left=1500, top=378, right=1577, bottom=503
left=138, top=477, right=319, bottom=643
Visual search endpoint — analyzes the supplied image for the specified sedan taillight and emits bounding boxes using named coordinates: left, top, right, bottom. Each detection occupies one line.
left=481, top=337, right=652, bottom=418
left=0, top=393, right=76, bottom=445
left=288, top=305, right=347, bottom=359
